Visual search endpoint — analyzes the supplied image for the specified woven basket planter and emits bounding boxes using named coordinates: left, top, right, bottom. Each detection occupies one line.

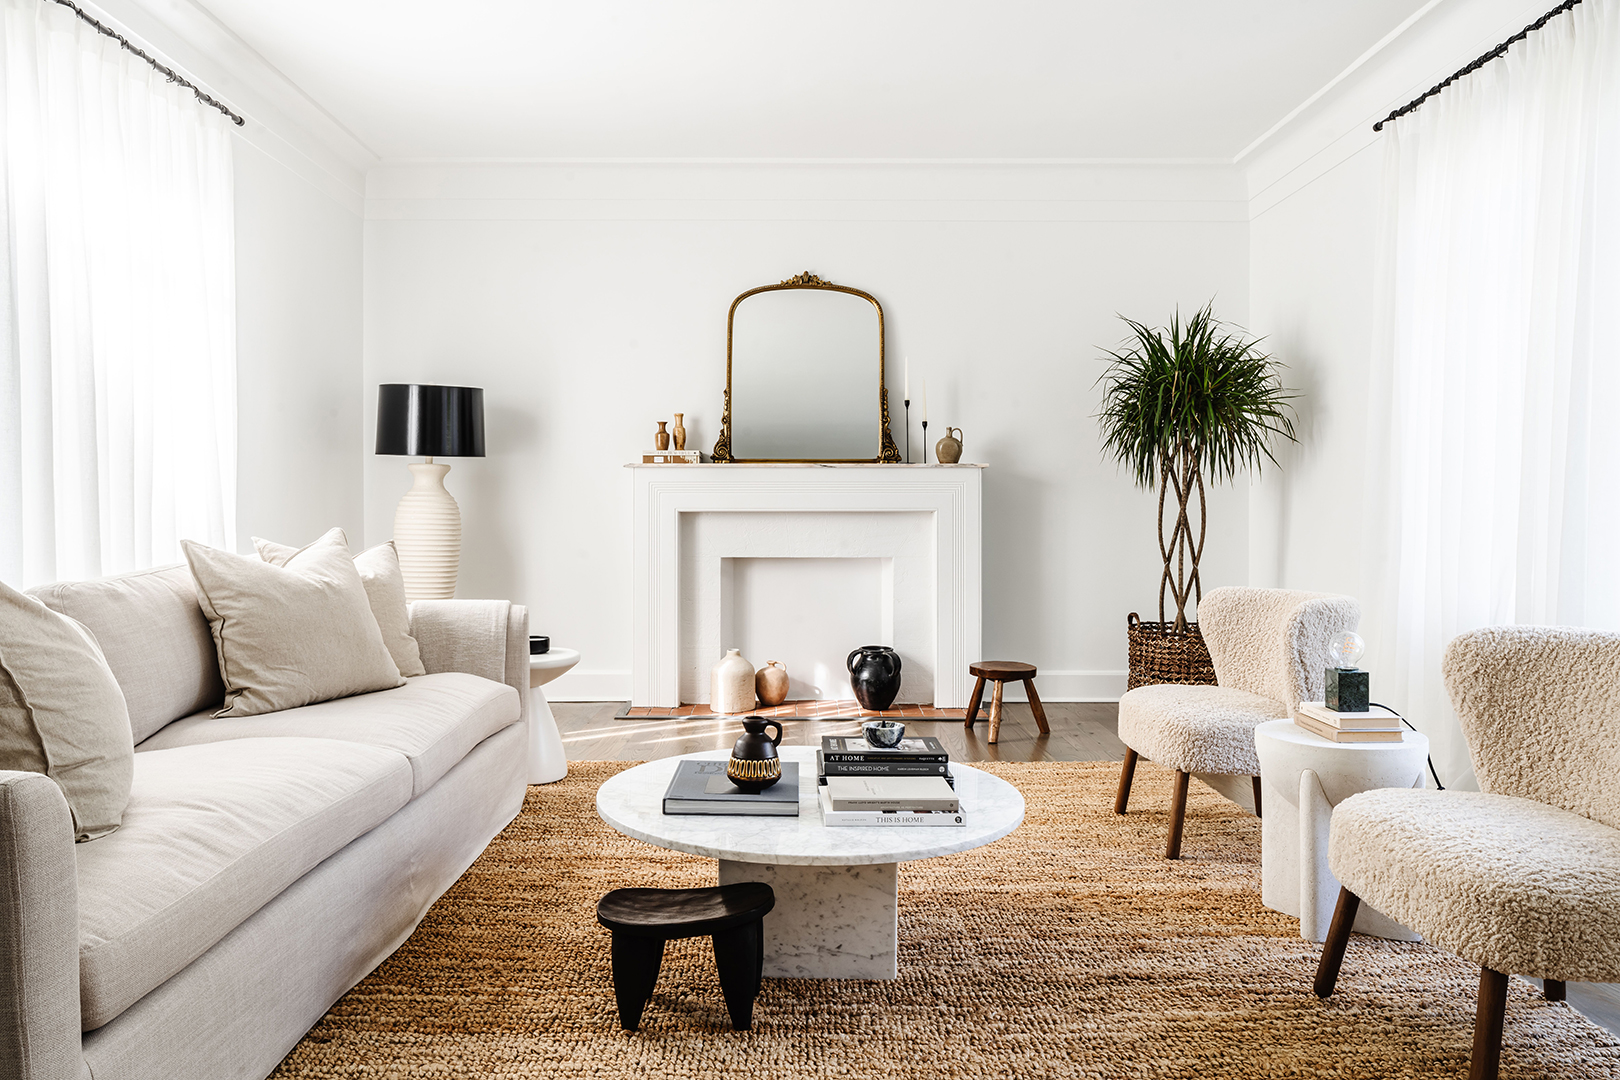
left=1126, top=613, right=1217, bottom=690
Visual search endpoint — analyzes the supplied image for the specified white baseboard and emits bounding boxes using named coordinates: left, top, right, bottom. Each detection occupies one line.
left=542, top=668, right=1128, bottom=704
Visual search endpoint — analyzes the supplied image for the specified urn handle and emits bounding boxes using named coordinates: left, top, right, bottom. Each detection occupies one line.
left=847, top=647, right=864, bottom=674
left=762, top=719, right=783, bottom=746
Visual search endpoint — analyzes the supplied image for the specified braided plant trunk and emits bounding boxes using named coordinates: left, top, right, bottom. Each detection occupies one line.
left=1157, top=441, right=1206, bottom=633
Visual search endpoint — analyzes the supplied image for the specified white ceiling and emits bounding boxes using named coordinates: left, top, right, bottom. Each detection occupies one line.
left=191, top=0, right=1432, bottom=162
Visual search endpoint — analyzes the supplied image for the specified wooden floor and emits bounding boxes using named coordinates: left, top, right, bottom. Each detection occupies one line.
left=552, top=699, right=1620, bottom=1038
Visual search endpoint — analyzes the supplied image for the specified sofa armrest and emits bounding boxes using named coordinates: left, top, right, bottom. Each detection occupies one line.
left=0, top=772, right=84, bottom=1080
left=407, top=600, right=529, bottom=732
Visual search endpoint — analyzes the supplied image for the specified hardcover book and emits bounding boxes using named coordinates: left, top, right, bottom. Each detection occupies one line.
left=662, top=760, right=801, bottom=815
left=1293, top=712, right=1403, bottom=743
left=817, top=786, right=966, bottom=827
left=817, top=750, right=950, bottom=777
left=821, top=775, right=960, bottom=813
left=1296, top=702, right=1405, bottom=731
left=819, top=735, right=949, bottom=763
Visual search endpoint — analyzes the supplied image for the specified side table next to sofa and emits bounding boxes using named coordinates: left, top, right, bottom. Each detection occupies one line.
left=528, top=648, right=579, bottom=784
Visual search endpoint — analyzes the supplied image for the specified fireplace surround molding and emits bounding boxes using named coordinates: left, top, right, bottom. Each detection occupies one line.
left=630, top=463, right=985, bottom=709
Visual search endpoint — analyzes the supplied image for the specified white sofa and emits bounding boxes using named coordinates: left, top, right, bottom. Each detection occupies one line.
left=0, top=565, right=530, bottom=1080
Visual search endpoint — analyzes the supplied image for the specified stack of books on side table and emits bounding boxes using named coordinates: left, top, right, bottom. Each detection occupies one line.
left=817, top=736, right=965, bottom=827
left=662, top=759, right=801, bottom=815
left=1294, top=702, right=1405, bottom=743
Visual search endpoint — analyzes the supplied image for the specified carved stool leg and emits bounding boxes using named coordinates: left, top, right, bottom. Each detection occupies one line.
left=965, top=677, right=986, bottom=728
left=1165, top=770, right=1191, bottom=859
left=1023, top=678, right=1049, bottom=734
left=713, top=921, right=764, bottom=1030
left=987, top=679, right=1005, bottom=743
left=1114, top=749, right=1139, bottom=814
left=611, top=933, right=666, bottom=1031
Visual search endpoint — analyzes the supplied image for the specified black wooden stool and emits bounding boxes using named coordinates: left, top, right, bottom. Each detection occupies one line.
left=965, top=661, right=1049, bottom=744
left=595, top=882, right=775, bottom=1031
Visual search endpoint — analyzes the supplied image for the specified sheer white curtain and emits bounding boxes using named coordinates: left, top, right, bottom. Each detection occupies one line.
left=0, top=0, right=236, bottom=588
left=1366, top=0, right=1620, bottom=788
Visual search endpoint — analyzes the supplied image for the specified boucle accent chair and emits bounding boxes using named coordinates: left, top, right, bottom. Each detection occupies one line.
left=1314, top=625, right=1620, bottom=1080
left=1114, top=587, right=1359, bottom=858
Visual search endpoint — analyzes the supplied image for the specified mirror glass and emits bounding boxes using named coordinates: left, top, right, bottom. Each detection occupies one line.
left=725, top=283, right=891, bottom=461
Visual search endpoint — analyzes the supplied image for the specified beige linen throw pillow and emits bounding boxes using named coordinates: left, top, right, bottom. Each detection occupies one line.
left=254, top=535, right=426, bottom=677
left=0, top=579, right=134, bottom=840
left=184, top=531, right=405, bottom=717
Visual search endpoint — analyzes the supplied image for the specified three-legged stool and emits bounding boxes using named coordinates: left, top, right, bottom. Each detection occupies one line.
left=595, top=882, right=775, bottom=1031
left=965, top=661, right=1049, bottom=744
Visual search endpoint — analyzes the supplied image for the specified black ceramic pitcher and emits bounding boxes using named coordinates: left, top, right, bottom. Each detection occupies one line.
left=847, top=645, right=902, bottom=712
left=727, top=717, right=784, bottom=793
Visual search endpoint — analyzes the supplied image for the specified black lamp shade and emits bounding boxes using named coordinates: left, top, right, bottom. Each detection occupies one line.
left=375, top=384, right=485, bottom=457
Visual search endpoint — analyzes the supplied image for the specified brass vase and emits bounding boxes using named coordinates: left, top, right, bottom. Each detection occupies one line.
left=672, top=412, right=687, bottom=451
left=655, top=421, right=670, bottom=451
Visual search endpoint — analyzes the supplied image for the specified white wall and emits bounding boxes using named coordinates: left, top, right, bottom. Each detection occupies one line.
left=362, top=163, right=1252, bottom=701
left=1244, top=0, right=1555, bottom=786
left=233, top=139, right=365, bottom=549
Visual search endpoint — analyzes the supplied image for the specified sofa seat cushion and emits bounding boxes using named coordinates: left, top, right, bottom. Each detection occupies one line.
left=1329, top=788, right=1620, bottom=982
left=1117, top=683, right=1288, bottom=775
left=75, top=737, right=413, bottom=1030
left=136, top=673, right=520, bottom=798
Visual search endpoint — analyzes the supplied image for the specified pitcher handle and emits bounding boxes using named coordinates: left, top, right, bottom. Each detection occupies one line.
left=847, top=648, right=864, bottom=673
left=764, top=720, right=783, bottom=746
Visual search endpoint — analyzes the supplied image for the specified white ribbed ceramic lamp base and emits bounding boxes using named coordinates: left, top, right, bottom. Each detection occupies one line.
left=394, top=461, right=462, bottom=602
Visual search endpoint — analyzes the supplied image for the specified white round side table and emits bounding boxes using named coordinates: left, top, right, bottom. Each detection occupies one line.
left=1254, top=718, right=1430, bottom=943
left=527, top=648, right=579, bottom=785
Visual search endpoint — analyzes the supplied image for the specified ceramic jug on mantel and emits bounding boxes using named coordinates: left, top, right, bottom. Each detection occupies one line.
left=711, top=649, right=756, bottom=714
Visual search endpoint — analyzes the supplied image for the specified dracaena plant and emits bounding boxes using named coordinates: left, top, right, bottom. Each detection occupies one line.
left=1095, top=303, right=1298, bottom=632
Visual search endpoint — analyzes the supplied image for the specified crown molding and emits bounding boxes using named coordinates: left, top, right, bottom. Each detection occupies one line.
left=77, top=0, right=378, bottom=213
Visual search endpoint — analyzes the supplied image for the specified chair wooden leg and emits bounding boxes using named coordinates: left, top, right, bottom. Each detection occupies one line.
left=1470, top=967, right=1509, bottom=1080
left=1114, top=749, right=1139, bottom=814
left=712, top=921, right=763, bottom=1030
left=1544, top=978, right=1566, bottom=1002
left=1024, top=678, right=1050, bottom=734
left=611, top=933, right=666, bottom=1031
left=1251, top=775, right=1263, bottom=819
left=987, top=679, right=1005, bottom=743
left=1165, top=770, right=1191, bottom=859
left=965, top=677, right=986, bottom=728
left=1313, top=887, right=1361, bottom=997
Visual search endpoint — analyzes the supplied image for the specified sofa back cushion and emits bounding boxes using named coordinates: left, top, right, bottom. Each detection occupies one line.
left=0, top=579, right=134, bottom=840
left=29, top=565, right=223, bottom=743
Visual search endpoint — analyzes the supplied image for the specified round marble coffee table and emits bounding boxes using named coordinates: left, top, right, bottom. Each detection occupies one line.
left=596, top=746, right=1025, bottom=980
left=527, top=648, right=579, bottom=785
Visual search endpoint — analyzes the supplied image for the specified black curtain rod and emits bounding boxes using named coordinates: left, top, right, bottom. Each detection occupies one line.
left=48, top=0, right=244, bottom=126
left=1374, top=0, right=1583, bottom=131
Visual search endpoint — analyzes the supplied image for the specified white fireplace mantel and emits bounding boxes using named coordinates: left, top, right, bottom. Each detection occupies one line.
left=631, top=463, right=984, bottom=709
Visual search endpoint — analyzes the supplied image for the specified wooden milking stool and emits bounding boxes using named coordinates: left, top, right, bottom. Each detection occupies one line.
left=964, top=661, right=1049, bottom=744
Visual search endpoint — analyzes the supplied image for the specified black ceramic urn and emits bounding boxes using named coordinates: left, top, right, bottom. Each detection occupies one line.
left=847, top=645, right=902, bottom=712
left=727, top=717, right=784, bottom=793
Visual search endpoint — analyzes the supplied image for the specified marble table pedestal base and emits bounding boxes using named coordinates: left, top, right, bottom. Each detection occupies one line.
left=718, top=859, right=899, bottom=979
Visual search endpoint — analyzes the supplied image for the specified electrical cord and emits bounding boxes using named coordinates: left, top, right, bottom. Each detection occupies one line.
left=1371, top=701, right=1444, bottom=790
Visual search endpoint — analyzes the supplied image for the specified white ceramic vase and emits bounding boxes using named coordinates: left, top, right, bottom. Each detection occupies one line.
left=710, top=649, right=757, bottom=714
left=394, top=460, right=461, bottom=602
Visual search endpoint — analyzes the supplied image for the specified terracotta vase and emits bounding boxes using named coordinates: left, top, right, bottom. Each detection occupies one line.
left=935, top=427, right=963, bottom=464
left=710, top=648, right=756, bottom=713
left=727, top=717, right=783, bottom=793
left=655, top=421, right=670, bottom=451
left=755, top=660, right=789, bottom=706
left=672, top=413, right=687, bottom=451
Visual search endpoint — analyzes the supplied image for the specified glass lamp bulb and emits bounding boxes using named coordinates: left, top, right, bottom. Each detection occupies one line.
left=1329, top=631, right=1365, bottom=670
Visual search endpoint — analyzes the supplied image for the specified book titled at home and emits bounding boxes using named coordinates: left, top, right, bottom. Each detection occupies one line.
left=662, top=760, right=801, bottom=816
left=819, top=735, right=949, bottom=763
left=817, top=750, right=949, bottom=776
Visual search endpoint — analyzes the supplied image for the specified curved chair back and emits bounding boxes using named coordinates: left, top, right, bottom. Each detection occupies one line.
left=1443, top=625, right=1620, bottom=830
left=1198, top=587, right=1361, bottom=713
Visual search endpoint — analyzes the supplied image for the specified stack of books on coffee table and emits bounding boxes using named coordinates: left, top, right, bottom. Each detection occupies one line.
left=1293, top=702, right=1406, bottom=743
left=816, top=736, right=965, bottom=827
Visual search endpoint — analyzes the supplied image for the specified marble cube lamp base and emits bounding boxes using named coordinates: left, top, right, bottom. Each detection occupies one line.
left=718, top=859, right=899, bottom=979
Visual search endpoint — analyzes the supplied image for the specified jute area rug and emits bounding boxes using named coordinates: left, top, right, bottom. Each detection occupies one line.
left=272, top=761, right=1620, bottom=1079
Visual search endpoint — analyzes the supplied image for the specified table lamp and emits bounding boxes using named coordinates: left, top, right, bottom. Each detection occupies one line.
left=375, top=383, right=485, bottom=601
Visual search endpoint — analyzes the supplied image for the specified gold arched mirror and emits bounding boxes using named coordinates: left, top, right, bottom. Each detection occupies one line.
left=713, top=272, right=901, bottom=463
